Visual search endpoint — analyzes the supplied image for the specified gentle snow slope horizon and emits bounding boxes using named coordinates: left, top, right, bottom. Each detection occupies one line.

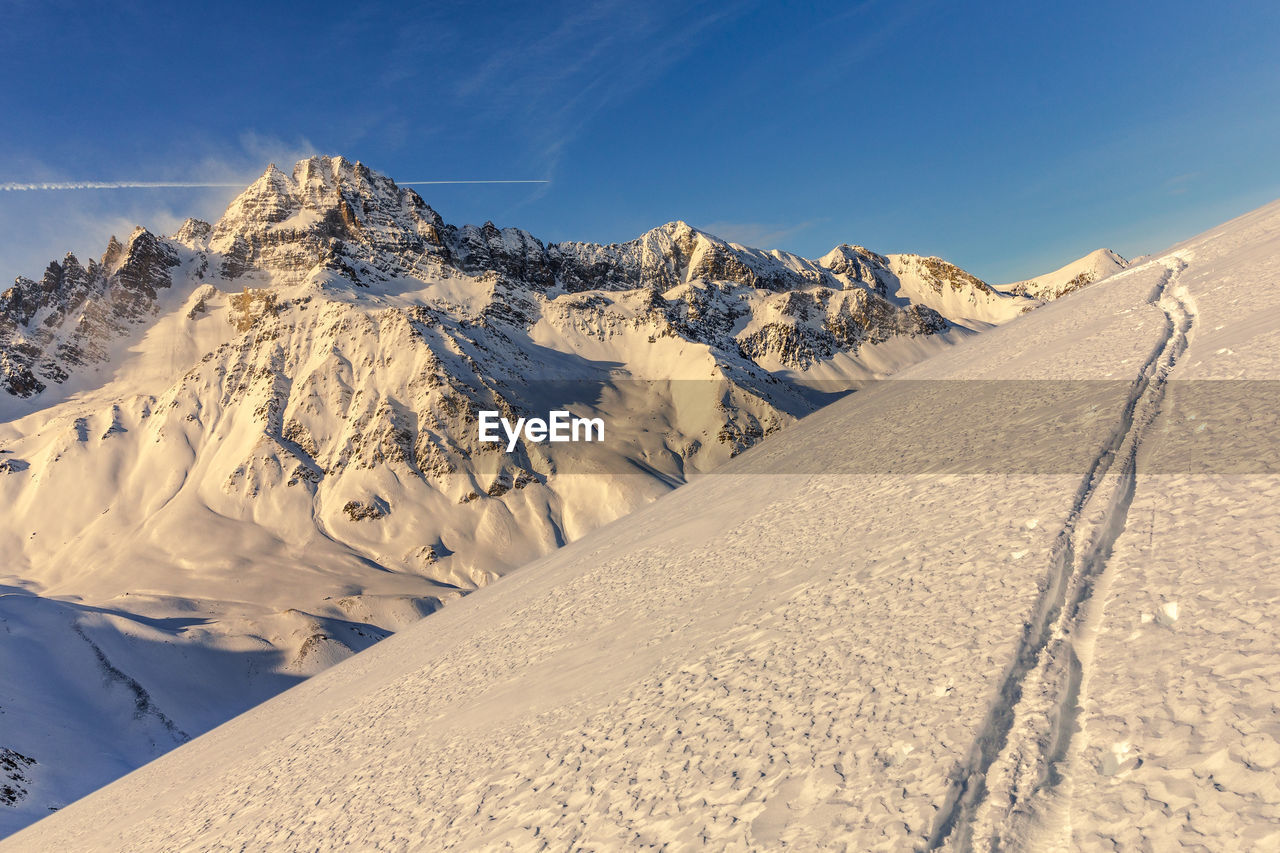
left=7, top=196, right=1280, bottom=850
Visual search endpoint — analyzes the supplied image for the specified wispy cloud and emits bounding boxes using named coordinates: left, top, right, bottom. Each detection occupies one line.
left=0, top=195, right=193, bottom=281
left=1163, top=172, right=1200, bottom=196
left=0, top=132, right=319, bottom=192
left=183, top=131, right=320, bottom=185
left=400, top=180, right=549, bottom=186
left=804, top=0, right=941, bottom=84
left=410, top=1, right=752, bottom=187
left=698, top=220, right=823, bottom=251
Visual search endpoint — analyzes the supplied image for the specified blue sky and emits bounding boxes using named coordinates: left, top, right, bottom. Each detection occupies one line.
left=1, top=0, right=1278, bottom=283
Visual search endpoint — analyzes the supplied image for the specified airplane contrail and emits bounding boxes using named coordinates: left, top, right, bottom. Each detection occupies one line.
left=0, top=181, right=246, bottom=191
left=400, top=180, right=549, bottom=185
left=0, top=179, right=549, bottom=191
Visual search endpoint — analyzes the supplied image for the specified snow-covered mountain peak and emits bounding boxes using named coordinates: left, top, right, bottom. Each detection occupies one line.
left=818, top=245, right=1028, bottom=327
left=171, top=218, right=212, bottom=249
left=820, top=243, right=888, bottom=264
left=887, top=252, right=993, bottom=292
left=206, top=156, right=446, bottom=283
left=215, top=162, right=302, bottom=229
left=0, top=225, right=180, bottom=398
left=997, top=247, right=1130, bottom=300
left=817, top=244, right=890, bottom=286
left=650, top=219, right=700, bottom=242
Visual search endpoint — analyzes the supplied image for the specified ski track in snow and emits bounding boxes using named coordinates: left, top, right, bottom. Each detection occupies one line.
left=926, top=259, right=1196, bottom=850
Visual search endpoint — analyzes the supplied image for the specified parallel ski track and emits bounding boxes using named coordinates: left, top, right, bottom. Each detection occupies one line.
left=924, top=259, right=1194, bottom=851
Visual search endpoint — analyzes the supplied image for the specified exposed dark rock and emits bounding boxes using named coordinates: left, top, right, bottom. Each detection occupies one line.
left=343, top=498, right=389, bottom=521
left=173, top=218, right=212, bottom=247
left=0, top=228, right=178, bottom=397
left=1, top=747, right=37, bottom=806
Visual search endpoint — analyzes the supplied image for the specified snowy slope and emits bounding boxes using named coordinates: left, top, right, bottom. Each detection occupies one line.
left=886, top=252, right=1031, bottom=326
left=0, top=157, right=1066, bottom=836
left=997, top=247, right=1130, bottom=301
left=9, top=200, right=1278, bottom=850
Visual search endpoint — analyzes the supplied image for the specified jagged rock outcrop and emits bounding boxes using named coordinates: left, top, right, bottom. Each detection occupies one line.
left=0, top=228, right=178, bottom=396
left=202, top=159, right=449, bottom=284
left=1, top=749, right=36, bottom=807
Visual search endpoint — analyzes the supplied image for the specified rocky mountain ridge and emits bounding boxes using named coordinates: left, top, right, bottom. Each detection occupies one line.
left=2, top=156, right=1049, bottom=403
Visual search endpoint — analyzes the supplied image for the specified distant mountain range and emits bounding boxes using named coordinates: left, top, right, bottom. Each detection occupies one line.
left=0, top=156, right=1126, bottom=833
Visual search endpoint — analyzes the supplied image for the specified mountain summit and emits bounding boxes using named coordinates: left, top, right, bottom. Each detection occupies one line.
left=997, top=247, right=1130, bottom=300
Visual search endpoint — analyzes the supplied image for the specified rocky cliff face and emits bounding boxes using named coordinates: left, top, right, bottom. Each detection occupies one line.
left=0, top=229, right=179, bottom=397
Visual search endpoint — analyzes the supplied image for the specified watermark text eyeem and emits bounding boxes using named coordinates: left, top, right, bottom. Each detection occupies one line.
left=478, top=410, right=605, bottom=452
